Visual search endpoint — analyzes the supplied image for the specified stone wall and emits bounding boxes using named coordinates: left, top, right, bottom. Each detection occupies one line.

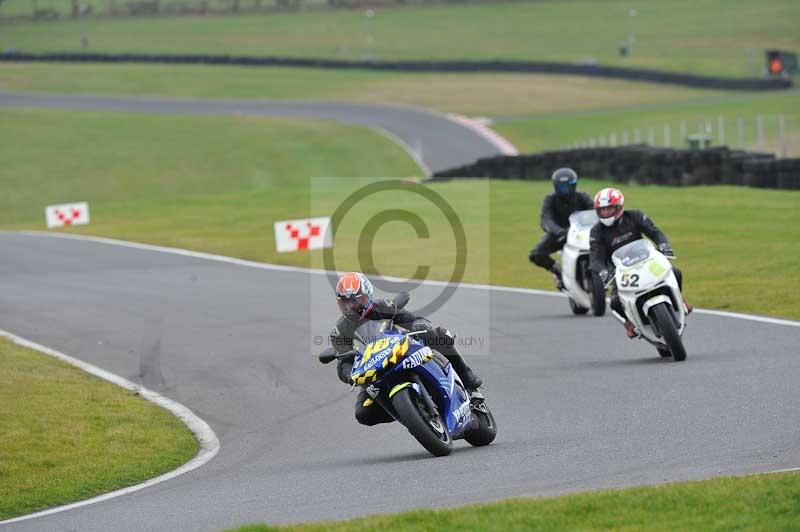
left=430, top=146, right=800, bottom=190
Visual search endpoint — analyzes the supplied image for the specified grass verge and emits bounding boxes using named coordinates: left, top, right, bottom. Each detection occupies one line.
left=228, top=471, right=800, bottom=531
left=1, top=108, right=798, bottom=319
left=1, top=0, right=799, bottom=77
left=0, top=337, right=199, bottom=520
left=0, top=107, right=420, bottom=226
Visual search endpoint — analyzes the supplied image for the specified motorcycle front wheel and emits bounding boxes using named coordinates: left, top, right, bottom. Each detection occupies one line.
left=392, top=387, right=453, bottom=456
left=649, top=303, right=687, bottom=362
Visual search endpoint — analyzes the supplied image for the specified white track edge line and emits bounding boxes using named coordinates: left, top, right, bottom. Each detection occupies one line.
left=446, top=113, right=520, bottom=156
left=14, top=230, right=799, bottom=329
left=373, top=127, right=432, bottom=178
left=0, top=330, right=220, bottom=526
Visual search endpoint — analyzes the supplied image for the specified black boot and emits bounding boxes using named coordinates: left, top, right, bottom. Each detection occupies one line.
left=458, top=365, right=483, bottom=392
left=441, top=346, right=483, bottom=391
left=550, top=263, right=565, bottom=291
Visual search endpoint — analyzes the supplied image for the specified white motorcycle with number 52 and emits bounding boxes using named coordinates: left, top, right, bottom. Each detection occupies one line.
left=611, top=239, right=688, bottom=361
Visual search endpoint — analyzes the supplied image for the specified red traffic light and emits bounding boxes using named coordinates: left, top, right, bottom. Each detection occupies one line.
left=765, top=49, right=797, bottom=76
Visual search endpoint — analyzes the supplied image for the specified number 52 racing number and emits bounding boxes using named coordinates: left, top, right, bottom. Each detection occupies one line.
left=620, top=273, right=640, bottom=287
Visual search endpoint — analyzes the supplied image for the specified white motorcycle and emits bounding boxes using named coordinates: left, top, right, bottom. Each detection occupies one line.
left=560, top=209, right=606, bottom=316
left=610, top=239, right=688, bottom=361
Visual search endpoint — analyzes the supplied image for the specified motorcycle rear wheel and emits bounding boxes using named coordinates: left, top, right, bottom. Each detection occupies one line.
left=392, top=387, right=453, bottom=457
left=649, top=303, right=687, bottom=362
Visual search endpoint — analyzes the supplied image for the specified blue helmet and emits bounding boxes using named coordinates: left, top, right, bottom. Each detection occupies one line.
left=552, top=167, right=578, bottom=197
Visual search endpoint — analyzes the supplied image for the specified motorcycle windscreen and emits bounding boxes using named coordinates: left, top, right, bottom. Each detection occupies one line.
left=569, top=209, right=599, bottom=229
left=613, top=239, right=651, bottom=267
left=353, top=319, right=393, bottom=348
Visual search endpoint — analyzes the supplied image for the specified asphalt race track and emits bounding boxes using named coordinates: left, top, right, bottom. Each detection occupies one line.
left=1, top=90, right=799, bottom=530
left=0, top=91, right=509, bottom=175
left=1, top=232, right=799, bottom=532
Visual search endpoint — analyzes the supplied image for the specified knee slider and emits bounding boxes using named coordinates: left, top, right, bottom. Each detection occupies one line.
left=530, top=253, right=550, bottom=267
left=355, top=408, right=376, bottom=426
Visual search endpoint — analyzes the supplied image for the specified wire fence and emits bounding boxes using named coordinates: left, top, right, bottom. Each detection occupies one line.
left=568, top=114, right=797, bottom=158
left=1, top=0, right=507, bottom=19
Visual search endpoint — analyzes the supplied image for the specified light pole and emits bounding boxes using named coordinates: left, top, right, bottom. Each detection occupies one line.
left=628, top=8, right=637, bottom=51
left=365, top=9, right=375, bottom=61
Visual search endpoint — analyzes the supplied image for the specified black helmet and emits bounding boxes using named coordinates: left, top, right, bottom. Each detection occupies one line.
left=551, top=168, right=578, bottom=197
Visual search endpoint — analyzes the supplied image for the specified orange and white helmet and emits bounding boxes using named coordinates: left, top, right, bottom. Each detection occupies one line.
left=594, top=188, right=625, bottom=226
left=335, top=272, right=374, bottom=320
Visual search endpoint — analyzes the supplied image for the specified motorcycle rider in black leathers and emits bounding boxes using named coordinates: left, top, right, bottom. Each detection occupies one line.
left=589, top=187, right=692, bottom=338
left=529, top=168, right=594, bottom=290
left=328, top=272, right=483, bottom=427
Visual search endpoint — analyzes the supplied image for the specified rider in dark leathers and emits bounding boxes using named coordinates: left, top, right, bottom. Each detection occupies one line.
left=589, top=188, right=690, bottom=337
left=329, top=272, right=482, bottom=427
left=529, top=168, right=594, bottom=289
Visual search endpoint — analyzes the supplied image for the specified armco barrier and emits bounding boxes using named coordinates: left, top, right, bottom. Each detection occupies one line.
left=0, top=52, right=793, bottom=91
left=429, top=146, right=800, bottom=190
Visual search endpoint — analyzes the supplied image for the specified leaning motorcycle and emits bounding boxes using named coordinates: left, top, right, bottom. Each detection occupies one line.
left=560, top=209, right=606, bottom=316
left=610, top=239, right=688, bottom=361
left=319, top=319, right=496, bottom=457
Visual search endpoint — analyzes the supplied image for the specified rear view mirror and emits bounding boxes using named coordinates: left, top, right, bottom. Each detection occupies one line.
left=393, top=291, right=410, bottom=309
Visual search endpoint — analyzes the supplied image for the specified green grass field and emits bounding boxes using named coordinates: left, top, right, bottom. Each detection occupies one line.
left=0, top=337, right=198, bottom=520
left=230, top=471, right=800, bottom=531
left=0, top=107, right=420, bottom=226
left=2, top=107, right=798, bottom=318
left=2, top=0, right=799, bottom=77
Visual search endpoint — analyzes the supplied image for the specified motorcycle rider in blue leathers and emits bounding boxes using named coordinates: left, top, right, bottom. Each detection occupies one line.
left=328, top=272, right=482, bottom=426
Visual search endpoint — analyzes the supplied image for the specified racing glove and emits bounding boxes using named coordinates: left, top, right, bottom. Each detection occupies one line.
left=336, top=357, right=355, bottom=384
left=658, top=242, right=675, bottom=257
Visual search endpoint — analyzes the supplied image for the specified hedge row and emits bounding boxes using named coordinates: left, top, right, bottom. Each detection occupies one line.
left=429, top=146, right=800, bottom=190
left=0, top=52, right=792, bottom=91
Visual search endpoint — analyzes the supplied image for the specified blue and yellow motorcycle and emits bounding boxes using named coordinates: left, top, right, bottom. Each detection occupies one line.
left=320, top=317, right=496, bottom=457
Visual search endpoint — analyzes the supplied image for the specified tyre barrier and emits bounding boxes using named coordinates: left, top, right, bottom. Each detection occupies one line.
left=429, top=145, right=800, bottom=190
left=0, top=52, right=793, bottom=91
